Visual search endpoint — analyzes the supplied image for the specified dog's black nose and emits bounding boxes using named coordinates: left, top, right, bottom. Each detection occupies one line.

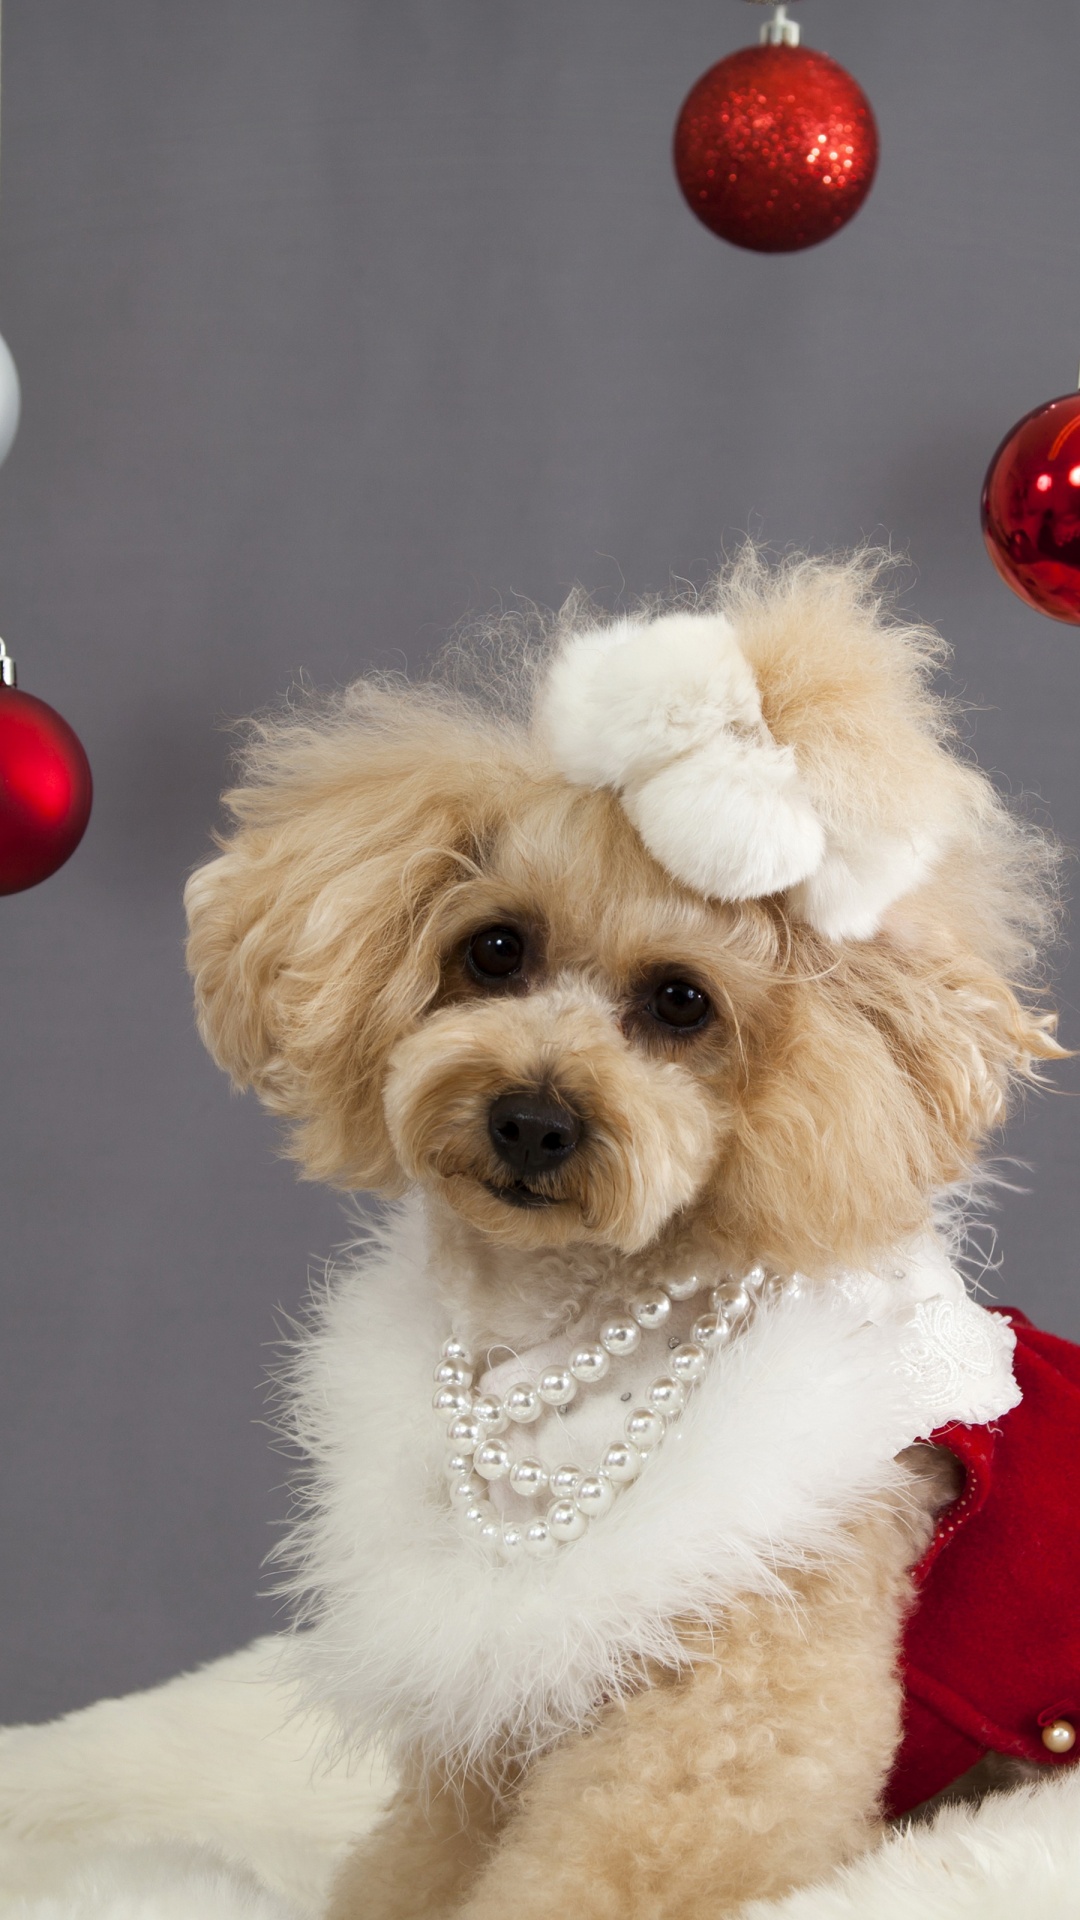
left=487, top=1090, right=582, bottom=1179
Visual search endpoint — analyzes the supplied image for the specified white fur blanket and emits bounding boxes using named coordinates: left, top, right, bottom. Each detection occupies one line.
left=1, top=1644, right=1078, bottom=1919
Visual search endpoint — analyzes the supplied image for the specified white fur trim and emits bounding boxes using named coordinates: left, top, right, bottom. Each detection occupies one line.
left=741, top=1770, right=1080, bottom=1919
left=538, top=610, right=942, bottom=939
left=539, top=613, right=826, bottom=901
left=282, top=1202, right=1018, bottom=1772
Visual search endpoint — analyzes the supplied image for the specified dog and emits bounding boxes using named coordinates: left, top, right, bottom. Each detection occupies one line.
left=184, top=549, right=1063, bottom=1918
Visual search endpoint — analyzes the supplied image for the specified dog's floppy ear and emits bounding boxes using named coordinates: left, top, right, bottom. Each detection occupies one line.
left=722, top=909, right=1064, bottom=1276
left=184, top=684, right=521, bottom=1189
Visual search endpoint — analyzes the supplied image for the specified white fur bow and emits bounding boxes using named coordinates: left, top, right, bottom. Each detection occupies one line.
left=538, top=611, right=938, bottom=941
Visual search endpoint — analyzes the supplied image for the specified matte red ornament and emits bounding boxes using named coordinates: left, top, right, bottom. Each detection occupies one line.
left=0, top=681, right=93, bottom=894
left=673, top=42, right=878, bottom=253
left=981, top=393, right=1080, bottom=624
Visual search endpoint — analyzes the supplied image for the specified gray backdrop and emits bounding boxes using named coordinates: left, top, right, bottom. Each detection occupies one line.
left=4, top=0, right=1080, bottom=1724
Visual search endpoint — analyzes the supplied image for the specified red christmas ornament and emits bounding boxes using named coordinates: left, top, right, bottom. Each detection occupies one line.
left=981, top=392, right=1080, bottom=625
left=0, top=643, right=92, bottom=894
left=673, top=6, right=878, bottom=254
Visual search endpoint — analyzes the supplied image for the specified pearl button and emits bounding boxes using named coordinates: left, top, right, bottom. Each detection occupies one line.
left=1042, top=1719, right=1077, bottom=1754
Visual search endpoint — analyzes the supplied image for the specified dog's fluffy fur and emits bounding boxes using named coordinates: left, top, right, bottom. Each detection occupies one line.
left=183, top=550, right=1063, bottom=1917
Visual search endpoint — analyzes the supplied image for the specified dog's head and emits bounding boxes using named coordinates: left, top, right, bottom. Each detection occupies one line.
left=185, top=554, right=1061, bottom=1275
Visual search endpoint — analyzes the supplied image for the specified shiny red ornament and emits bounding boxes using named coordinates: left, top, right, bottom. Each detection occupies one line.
left=0, top=684, right=93, bottom=894
left=673, top=42, right=878, bottom=253
left=981, top=393, right=1080, bottom=624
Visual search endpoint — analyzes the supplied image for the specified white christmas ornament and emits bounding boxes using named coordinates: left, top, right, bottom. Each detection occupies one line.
left=0, top=332, right=21, bottom=469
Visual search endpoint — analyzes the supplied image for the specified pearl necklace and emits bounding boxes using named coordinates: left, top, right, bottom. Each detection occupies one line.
left=433, top=1264, right=796, bottom=1562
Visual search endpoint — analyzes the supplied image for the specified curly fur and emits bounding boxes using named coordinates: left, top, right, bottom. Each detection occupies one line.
left=327, top=1498, right=926, bottom=1920
left=182, top=550, right=1065, bottom=1917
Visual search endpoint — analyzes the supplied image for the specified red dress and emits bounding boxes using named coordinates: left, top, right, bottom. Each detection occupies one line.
left=886, top=1310, right=1080, bottom=1815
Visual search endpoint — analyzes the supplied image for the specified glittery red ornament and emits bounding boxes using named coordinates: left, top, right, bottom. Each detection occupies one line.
left=673, top=42, right=878, bottom=253
left=981, top=393, right=1080, bottom=624
left=0, top=678, right=93, bottom=894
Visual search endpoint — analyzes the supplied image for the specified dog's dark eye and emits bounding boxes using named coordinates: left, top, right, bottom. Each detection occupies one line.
left=648, top=980, right=712, bottom=1031
left=467, top=925, right=525, bottom=981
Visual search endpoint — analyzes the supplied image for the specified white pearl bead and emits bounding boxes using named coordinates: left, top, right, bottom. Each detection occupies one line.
left=624, top=1406, right=665, bottom=1451
left=500, top=1522, right=527, bottom=1560
left=509, top=1458, right=549, bottom=1499
left=462, top=1501, right=489, bottom=1529
left=524, top=1520, right=555, bottom=1558
left=433, top=1386, right=472, bottom=1421
left=663, top=1273, right=702, bottom=1301
left=692, top=1312, right=731, bottom=1352
left=647, top=1376, right=687, bottom=1418
left=629, top=1291, right=672, bottom=1331
left=448, top=1475, right=484, bottom=1506
left=1042, top=1719, right=1077, bottom=1754
left=575, top=1473, right=614, bottom=1518
left=444, top=1451, right=473, bottom=1479
left=505, top=1384, right=543, bottom=1424
left=744, top=1263, right=767, bottom=1291
left=441, top=1337, right=474, bottom=1369
left=473, top=1394, right=509, bottom=1435
left=474, top=1438, right=512, bottom=1481
left=547, top=1498, right=588, bottom=1542
left=479, top=1520, right=503, bottom=1554
left=569, top=1344, right=610, bottom=1384
left=447, top=1413, right=484, bottom=1454
left=669, top=1342, right=707, bottom=1384
left=602, top=1441, right=643, bottom=1484
left=549, top=1465, right=582, bottom=1499
left=712, top=1281, right=752, bottom=1324
left=538, top=1368, right=577, bottom=1406
left=600, top=1318, right=641, bottom=1357
left=433, top=1361, right=471, bottom=1389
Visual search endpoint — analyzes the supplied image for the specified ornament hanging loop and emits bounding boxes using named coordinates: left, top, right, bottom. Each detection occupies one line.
left=751, top=2, right=801, bottom=47
left=0, top=639, right=14, bottom=688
